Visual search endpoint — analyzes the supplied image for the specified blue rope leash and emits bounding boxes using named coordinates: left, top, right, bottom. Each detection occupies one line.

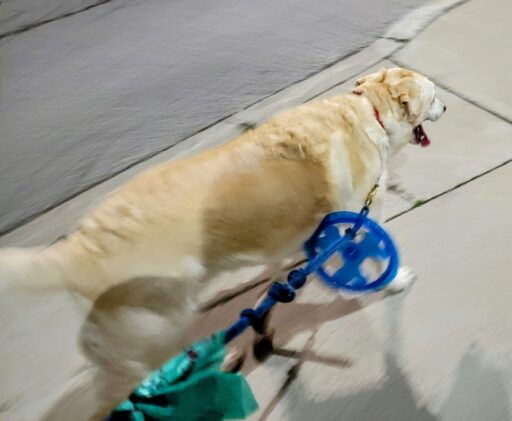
left=224, top=209, right=366, bottom=344
left=224, top=269, right=309, bottom=343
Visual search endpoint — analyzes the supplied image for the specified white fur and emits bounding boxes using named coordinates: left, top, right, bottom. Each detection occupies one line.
left=387, top=265, right=417, bottom=292
left=328, top=131, right=355, bottom=208
left=429, top=96, right=446, bottom=121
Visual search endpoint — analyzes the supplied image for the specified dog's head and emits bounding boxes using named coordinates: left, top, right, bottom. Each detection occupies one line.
left=354, top=67, right=446, bottom=152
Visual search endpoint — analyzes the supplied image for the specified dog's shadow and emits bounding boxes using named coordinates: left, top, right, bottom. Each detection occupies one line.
left=187, top=277, right=382, bottom=374
left=258, top=344, right=512, bottom=421
left=251, top=291, right=430, bottom=421
left=263, top=352, right=439, bottom=421
left=257, top=292, right=512, bottom=421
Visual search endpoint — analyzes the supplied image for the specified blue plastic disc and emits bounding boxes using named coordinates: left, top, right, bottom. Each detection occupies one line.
left=304, top=211, right=399, bottom=292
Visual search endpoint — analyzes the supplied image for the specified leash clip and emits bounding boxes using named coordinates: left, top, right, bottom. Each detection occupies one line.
left=364, top=183, right=380, bottom=208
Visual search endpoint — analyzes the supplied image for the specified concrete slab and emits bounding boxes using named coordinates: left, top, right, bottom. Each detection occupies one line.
left=245, top=356, right=296, bottom=421
left=395, top=0, right=512, bottom=121
left=266, top=163, right=512, bottom=420
left=382, top=163, right=512, bottom=417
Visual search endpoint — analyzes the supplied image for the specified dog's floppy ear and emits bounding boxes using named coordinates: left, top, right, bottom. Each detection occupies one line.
left=376, top=67, right=388, bottom=81
left=352, top=84, right=367, bottom=95
left=354, top=77, right=365, bottom=87
left=387, top=79, right=421, bottom=123
left=353, top=68, right=388, bottom=94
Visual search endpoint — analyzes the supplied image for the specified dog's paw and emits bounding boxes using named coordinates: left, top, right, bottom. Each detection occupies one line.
left=387, top=266, right=417, bottom=293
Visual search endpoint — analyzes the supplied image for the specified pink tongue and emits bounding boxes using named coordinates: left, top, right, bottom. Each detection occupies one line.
left=417, top=124, right=431, bottom=147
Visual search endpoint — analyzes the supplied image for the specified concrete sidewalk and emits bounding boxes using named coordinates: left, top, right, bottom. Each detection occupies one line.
left=1, top=0, right=512, bottom=419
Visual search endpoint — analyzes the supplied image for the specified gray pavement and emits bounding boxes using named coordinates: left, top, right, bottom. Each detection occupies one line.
left=1, top=0, right=512, bottom=419
left=0, top=0, right=425, bottom=235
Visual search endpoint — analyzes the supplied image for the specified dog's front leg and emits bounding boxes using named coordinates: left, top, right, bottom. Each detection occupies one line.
left=371, top=178, right=416, bottom=293
left=387, top=266, right=417, bottom=292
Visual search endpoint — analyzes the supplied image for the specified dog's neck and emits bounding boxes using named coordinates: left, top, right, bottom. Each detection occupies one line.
left=353, top=87, right=413, bottom=156
left=354, top=91, right=385, bottom=132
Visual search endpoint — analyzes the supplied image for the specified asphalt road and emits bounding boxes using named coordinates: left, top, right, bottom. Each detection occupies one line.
left=0, top=0, right=425, bottom=235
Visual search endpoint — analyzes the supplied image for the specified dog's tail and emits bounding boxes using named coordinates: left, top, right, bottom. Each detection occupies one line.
left=0, top=244, right=70, bottom=293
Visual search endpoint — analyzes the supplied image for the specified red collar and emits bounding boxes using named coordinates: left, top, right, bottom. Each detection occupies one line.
left=353, top=91, right=385, bottom=131
left=373, top=107, right=385, bottom=130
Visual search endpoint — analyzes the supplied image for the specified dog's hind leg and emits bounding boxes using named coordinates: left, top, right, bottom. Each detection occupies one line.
left=80, top=276, right=198, bottom=420
left=89, top=361, right=149, bottom=421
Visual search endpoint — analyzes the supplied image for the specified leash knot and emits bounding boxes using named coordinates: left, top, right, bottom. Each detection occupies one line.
left=268, top=282, right=295, bottom=303
left=287, top=269, right=307, bottom=289
left=240, top=309, right=266, bottom=334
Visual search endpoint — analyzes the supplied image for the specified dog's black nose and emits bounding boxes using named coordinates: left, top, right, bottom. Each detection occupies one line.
left=443, top=105, right=447, bottom=111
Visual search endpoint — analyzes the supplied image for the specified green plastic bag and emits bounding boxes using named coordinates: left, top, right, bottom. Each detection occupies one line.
left=109, top=331, right=258, bottom=420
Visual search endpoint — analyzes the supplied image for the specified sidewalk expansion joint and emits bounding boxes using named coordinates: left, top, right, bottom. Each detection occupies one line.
left=386, top=158, right=512, bottom=223
left=409, top=0, right=472, bottom=40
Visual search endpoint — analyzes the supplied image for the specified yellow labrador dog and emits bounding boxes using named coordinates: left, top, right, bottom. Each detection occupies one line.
left=0, top=67, right=445, bottom=418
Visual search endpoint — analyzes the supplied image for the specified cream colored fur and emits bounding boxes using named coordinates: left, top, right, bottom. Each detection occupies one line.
left=0, top=67, right=445, bottom=419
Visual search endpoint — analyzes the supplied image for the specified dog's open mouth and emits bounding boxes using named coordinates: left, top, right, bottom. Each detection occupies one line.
left=413, top=124, right=431, bottom=147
